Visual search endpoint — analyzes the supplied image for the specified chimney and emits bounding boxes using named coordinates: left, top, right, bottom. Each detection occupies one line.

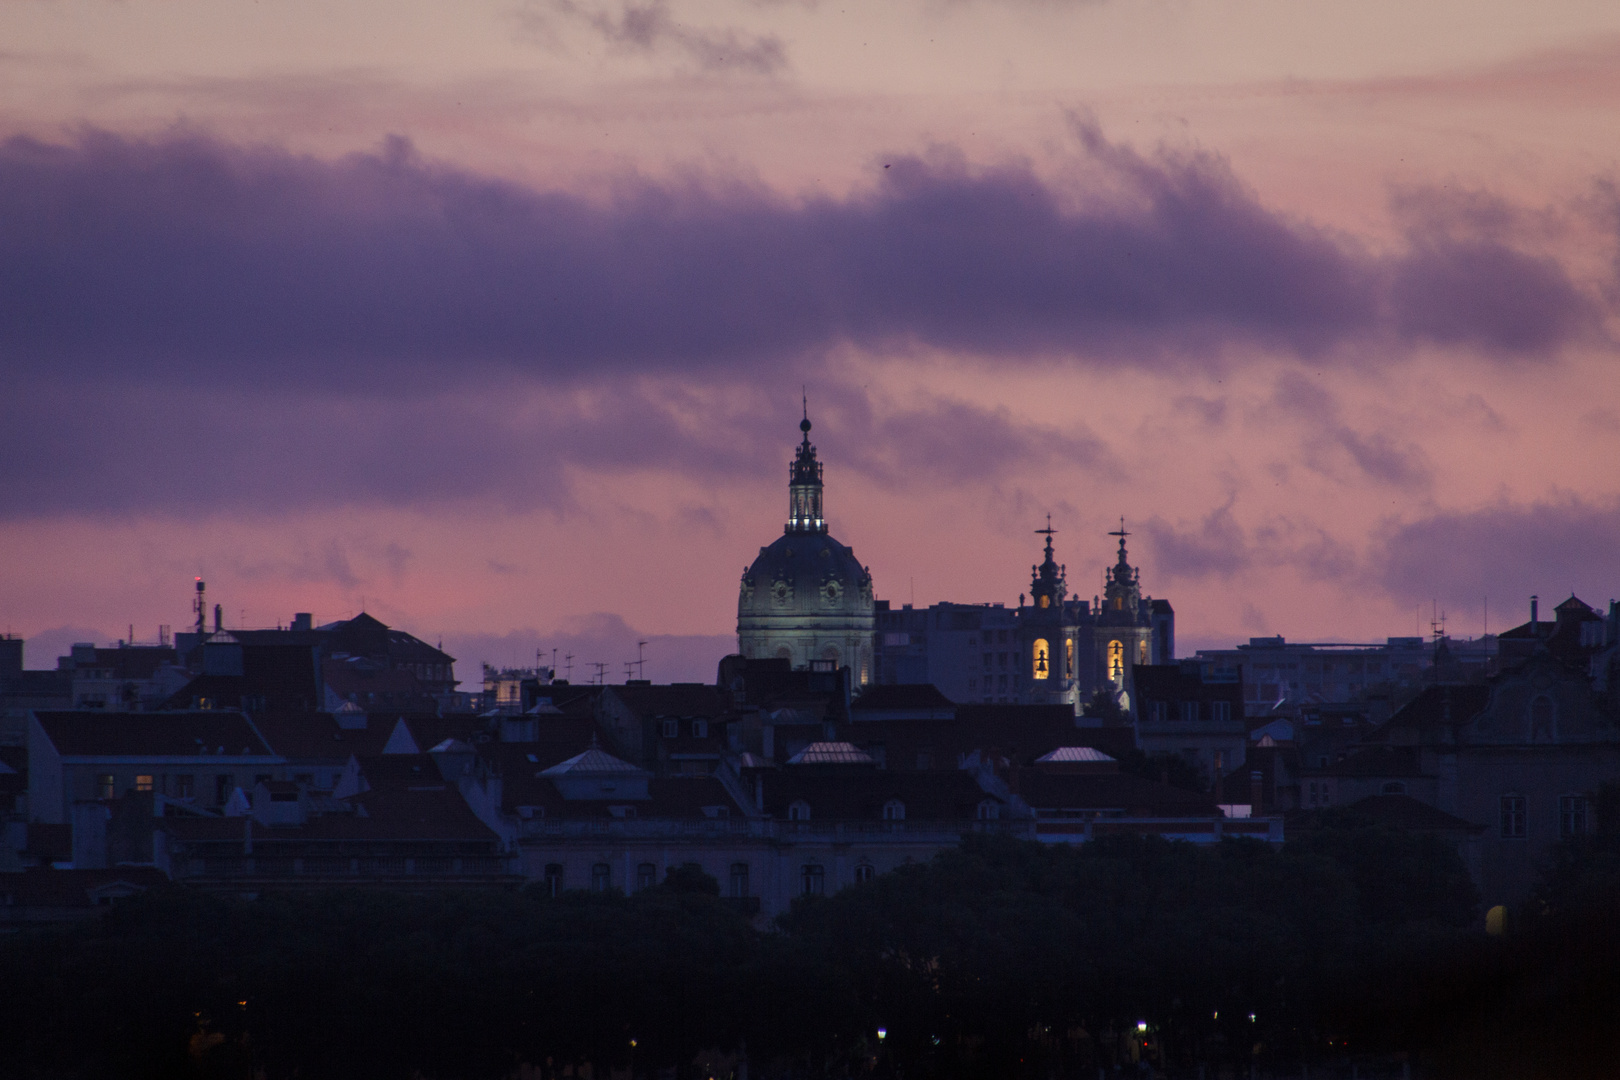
left=214, top=604, right=223, bottom=634
left=292, top=613, right=312, bottom=632
left=1530, top=595, right=1539, bottom=633
left=1249, top=770, right=1264, bottom=813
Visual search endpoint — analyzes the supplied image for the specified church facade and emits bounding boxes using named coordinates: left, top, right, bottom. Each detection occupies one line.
left=737, top=413, right=875, bottom=686
left=874, top=523, right=1173, bottom=715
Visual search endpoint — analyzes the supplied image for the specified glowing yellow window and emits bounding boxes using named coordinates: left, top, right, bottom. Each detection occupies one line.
left=135, top=775, right=154, bottom=792
left=1108, top=640, right=1124, bottom=681
left=1066, top=639, right=1074, bottom=673
left=1038, top=594, right=1050, bottom=608
left=1032, top=639, right=1050, bottom=680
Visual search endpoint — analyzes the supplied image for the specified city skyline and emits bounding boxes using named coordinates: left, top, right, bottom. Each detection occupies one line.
left=4, top=1, right=1619, bottom=681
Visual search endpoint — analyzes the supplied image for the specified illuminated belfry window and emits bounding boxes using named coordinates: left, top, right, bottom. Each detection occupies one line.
left=1066, top=638, right=1075, bottom=675
left=1033, top=638, right=1051, bottom=680
left=1108, top=639, right=1124, bottom=681
left=786, top=408, right=826, bottom=534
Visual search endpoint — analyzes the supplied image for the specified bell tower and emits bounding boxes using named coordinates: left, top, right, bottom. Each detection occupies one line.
left=786, top=399, right=825, bottom=535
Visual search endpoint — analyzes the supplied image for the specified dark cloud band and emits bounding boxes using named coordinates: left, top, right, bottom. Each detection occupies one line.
left=0, top=127, right=1597, bottom=390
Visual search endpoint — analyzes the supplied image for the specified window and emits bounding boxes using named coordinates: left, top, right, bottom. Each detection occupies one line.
left=882, top=799, right=905, bottom=821
left=1032, top=638, right=1050, bottom=680
left=800, top=864, right=825, bottom=896
left=1150, top=702, right=1168, bottom=723
left=982, top=653, right=992, bottom=669
left=544, top=863, right=564, bottom=897
left=788, top=800, right=810, bottom=821
left=591, top=863, right=612, bottom=892
left=998, top=652, right=1008, bottom=669
left=967, top=678, right=976, bottom=690
left=1180, top=701, right=1199, bottom=723
left=637, top=863, right=657, bottom=891
left=1211, top=702, right=1231, bottom=723
left=1382, top=781, right=1407, bottom=795
left=174, top=775, right=194, bottom=799
left=977, top=800, right=1000, bottom=820
left=214, top=774, right=233, bottom=804
left=729, top=862, right=750, bottom=898
left=691, top=719, right=708, bottom=739
left=135, top=775, right=154, bottom=793
left=854, top=863, right=874, bottom=884
left=661, top=719, right=679, bottom=738
left=96, top=774, right=115, bottom=800
left=1108, top=640, right=1125, bottom=681
left=1560, top=795, right=1588, bottom=838
left=1500, top=795, right=1527, bottom=838
left=1066, top=638, right=1075, bottom=674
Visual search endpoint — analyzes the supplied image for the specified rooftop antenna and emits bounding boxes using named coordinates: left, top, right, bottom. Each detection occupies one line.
left=636, top=640, right=648, bottom=680
left=193, top=578, right=207, bottom=636
left=591, top=661, right=607, bottom=685
left=564, top=653, right=574, bottom=680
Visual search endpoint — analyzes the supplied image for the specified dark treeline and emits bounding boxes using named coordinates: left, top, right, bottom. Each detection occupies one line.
left=1, top=812, right=1617, bottom=1080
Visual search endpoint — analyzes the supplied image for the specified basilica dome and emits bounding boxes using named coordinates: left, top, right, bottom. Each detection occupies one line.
left=737, top=411, right=875, bottom=682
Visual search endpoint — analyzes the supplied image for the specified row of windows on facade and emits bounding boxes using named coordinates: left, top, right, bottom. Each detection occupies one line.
left=539, top=860, right=877, bottom=898
left=1145, top=701, right=1234, bottom=723
left=785, top=799, right=1001, bottom=821
left=95, top=772, right=334, bottom=802
left=660, top=718, right=709, bottom=739
left=1500, top=794, right=1590, bottom=839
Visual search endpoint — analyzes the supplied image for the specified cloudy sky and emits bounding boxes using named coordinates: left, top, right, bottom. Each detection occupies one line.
left=4, top=0, right=1619, bottom=680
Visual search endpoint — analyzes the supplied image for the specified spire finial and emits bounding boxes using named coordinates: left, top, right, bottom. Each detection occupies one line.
left=801, top=388, right=811, bottom=436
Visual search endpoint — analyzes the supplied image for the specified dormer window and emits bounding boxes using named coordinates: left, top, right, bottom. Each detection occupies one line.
left=692, top=719, right=708, bottom=739
left=662, top=719, right=679, bottom=739
left=882, top=799, right=905, bottom=821
left=788, top=800, right=811, bottom=821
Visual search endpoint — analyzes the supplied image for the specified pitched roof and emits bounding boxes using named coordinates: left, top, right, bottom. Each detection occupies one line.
left=32, top=711, right=273, bottom=757
left=786, top=741, right=875, bottom=765
left=540, top=746, right=646, bottom=776
left=1036, top=746, right=1116, bottom=764
left=851, top=684, right=957, bottom=714
left=1343, top=794, right=1484, bottom=833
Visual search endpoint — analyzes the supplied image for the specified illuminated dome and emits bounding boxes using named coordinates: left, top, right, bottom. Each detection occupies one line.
left=737, top=410, right=874, bottom=683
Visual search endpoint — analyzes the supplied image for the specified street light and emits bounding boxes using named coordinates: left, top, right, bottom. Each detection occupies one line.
left=876, top=1029, right=887, bottom=1041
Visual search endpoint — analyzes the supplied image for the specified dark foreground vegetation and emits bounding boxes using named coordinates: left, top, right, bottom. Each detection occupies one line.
left=1, top=810, right=1617, bottom=1080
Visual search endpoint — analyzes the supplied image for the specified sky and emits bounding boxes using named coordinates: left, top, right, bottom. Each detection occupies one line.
left=4, top=0, right=1620, bottom=682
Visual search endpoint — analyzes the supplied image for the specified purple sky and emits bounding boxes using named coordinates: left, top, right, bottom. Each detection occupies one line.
left=3, top=1, right=1619, bottom=680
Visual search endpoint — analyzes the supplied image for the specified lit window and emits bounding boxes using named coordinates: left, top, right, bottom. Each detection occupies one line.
left=1032, top=638, right=1050, bottom=680
left=800, top=864, right=825, bottom=896
left=1108, top=640, right=1125, bottom=681
left=788, top=800, right=810, bottom=821
left=1500, top=795, right=1526, bottom=838
left=882, top=799, right=905, bottom=821
left=1560, top=795, right=1588, bottom=838
left=1066, top=639, right=1074, bottom=674
left=134, top=775, right=154, bottom=793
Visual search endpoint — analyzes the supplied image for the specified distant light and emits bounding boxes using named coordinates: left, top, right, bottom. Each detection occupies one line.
left=1486, top=905, right=1507, bottom=936
left=877, top=1029, right=887, bottom=1040
left=1212, top=1011, right=1219, bottom=1020
left=1137, top=1022, right=1148, bottom=1032
left=629, top=1040, right=637, bottom=1048
left=1248, top=1013, right=1256, bottom=1023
